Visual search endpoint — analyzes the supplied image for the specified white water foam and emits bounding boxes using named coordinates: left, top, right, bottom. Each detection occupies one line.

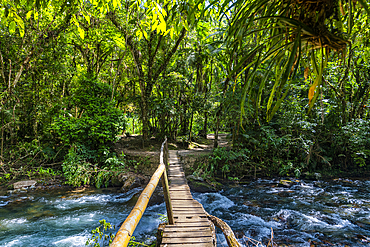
left=53, top=233, right=89, bottom=246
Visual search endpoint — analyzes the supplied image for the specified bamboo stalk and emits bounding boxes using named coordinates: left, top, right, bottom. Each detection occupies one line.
left=111, top=137, right=173, bottom=247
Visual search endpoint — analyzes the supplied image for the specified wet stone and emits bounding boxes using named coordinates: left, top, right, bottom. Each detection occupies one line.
left=13, top=180, right=37, bottom=190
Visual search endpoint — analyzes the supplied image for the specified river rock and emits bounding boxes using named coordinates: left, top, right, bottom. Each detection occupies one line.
left=278, top=179, right=293, bottom=188
left=13, top=180, right=37, bottom=190
left=186, top=175, right=204, bottom=182
left=111, top=173, right=129, bottom=187
left=186, top=175, right=218, bottom=193
left=120, top=173, right=147, bottom=192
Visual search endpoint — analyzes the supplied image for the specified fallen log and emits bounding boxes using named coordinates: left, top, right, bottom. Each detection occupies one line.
left=204, top=212, right=241, bottom=247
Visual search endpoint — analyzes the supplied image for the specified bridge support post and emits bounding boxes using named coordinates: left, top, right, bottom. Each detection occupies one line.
left=161, top=136, right=174, bottom=225
left=161, top=169, right=174, bottom=225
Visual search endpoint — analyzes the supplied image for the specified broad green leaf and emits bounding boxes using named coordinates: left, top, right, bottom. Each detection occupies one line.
left=267, top=88, right=290, bottom=122
left=183, top=19, right=189, bottom=31
left=82, top=12, right=90, bottom=24
left=14, top=14, right=25, bottom=37
left=142, top=29, right=148, bottom=39
left=9, top=21, right=16, bottom=34
left=256, top=60, right=274, bottom=123
left=34, top=11, right=38, bottom=21
left=240, top=52, right=261, bottom=125
left=158, top=20, right=166, bottom=33
left=26, top=10, right=33, bottom=20
left=78, top=26, right=85, bottom=39
left=112, top=0, right=118, bottom=9
left=158, top=11, right=165, bottom=25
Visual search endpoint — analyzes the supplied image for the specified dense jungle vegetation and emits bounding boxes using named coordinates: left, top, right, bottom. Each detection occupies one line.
left=1, top=0, right=370, bottom=187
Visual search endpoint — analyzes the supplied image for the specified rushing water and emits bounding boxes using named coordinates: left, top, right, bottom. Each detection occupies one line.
left=1, top=178, right=370, bottom=246
left=0, top=187, right=165, bottom=247
left=194, top=178, right=370, bottom=246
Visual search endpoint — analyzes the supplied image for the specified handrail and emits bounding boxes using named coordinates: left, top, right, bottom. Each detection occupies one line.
left=110, top=137, right=173, bottom=247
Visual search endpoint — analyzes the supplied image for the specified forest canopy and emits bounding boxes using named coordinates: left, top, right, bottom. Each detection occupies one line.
left=1, top=0, right=370, bottom=185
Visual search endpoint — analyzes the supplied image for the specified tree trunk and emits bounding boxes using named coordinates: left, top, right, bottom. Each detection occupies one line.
left=141, top=96, right=149, bottom=140
left=214, top=114, right=220, bottom=148
left=200, top=111, right=208, bottom=138
left=1, top=109, right=4, bottom=163
left=188, top=111, right=194, bottom=142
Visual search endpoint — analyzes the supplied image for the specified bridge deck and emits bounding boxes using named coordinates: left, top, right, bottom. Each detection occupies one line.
left=161, top=150, right=215, bottom=247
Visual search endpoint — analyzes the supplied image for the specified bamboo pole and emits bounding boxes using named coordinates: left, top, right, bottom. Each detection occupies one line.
left=160, top=137, right=174, bottom=224
left=110, top=137, right=174, bottom=247
left=110, top=164, right=166, bottom=247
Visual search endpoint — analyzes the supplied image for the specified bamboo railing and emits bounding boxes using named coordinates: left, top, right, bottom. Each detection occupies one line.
left=110, top=137, right=173, bottom=247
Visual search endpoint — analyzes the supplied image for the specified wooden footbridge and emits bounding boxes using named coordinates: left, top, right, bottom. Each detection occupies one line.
left=110, top=138, right=239, bottom=247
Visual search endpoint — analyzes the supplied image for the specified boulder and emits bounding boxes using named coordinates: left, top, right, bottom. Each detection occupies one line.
left=13, top=180, right=37, bottom=190
left=187, top=175, right=218, bottom=193
left=120, top=173, right=147, bottom=192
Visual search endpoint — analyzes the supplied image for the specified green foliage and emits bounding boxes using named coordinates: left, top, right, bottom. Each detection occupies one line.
left=85, top=219, right=156, bottom=247
left=335, top=119, right=370, bottom=167
left=50, top=77, right=127, bottom=187
left=52, top=77, right=125, bottom=161
left=62, top=145, right=127, bottom=188
left=86, top=219, right=116, bottom=247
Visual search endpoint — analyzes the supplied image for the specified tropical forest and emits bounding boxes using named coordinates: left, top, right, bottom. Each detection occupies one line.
left=1, top=0, right=370, bottom=246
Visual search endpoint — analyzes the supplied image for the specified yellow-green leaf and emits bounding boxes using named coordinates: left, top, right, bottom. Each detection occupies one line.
left=112, top=0, right=118, bottom=9
left=78, top=26, right=85, bottom=39
left=158, top=21, right=166, bottom=33
left=158, top=12, right=165, bottom=24
left=26, top=10, right=33, bottom=20
left=142, top=30, right=148, bottom=39
left=163, top=29, right=170, bottom=36
left=9, top=21, right=16, bottom=34
left=183, top=19, right=189, bottom=31
left=82, top=12, right=90, bottom=24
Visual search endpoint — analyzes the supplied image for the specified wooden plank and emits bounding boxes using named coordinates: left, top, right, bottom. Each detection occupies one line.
left=174, top=218, right=210, bottom=223
left=173, top=209, right=205, bottom=213
left=169, top=189, right=190, bottom=192
left=163, top=227, right=211, bottom=232
left=169, top=192, right=192, bottom=196
left=162, top=237, right=213, bottom=244
left=161, top=243, right=214, bottom=247
left=173, top=213, right=206, bottom=217
left=172, top=205, right=204, bottom=209
left=170, top=222, right=211, bottom=227
left=171, top=200, right=201, bottom=204
left=169, top=186, right=189, bottom=189
left=163, top=231, right=213, bottom=238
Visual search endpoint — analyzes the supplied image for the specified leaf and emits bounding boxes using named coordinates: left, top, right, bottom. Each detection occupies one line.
left=82, top=12, right=90, bottom=24
left=304, top=67, right=309, bottom=80
left=142, top=29, right=148, bottom=39
left=9, top=21, right=16, bottom=34
left=308, top=80, right=317, bottom=105
left=158, top=20, right=166, bottom=33
left=26, top=10, right=33, bottom=20
left=183, top=19, right=189, bottom=31
left=112, top=0, right=118, bottom=9
left=14, top=14, right=25, bottom=37
left=113, top=35, right=125, bottom=49
left=78, top=26, right=85, bottom=39
left=308, top=48, right=326, bottom=113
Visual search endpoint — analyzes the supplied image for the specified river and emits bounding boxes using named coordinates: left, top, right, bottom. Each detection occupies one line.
left=1, top=178, right=370, bottom=246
